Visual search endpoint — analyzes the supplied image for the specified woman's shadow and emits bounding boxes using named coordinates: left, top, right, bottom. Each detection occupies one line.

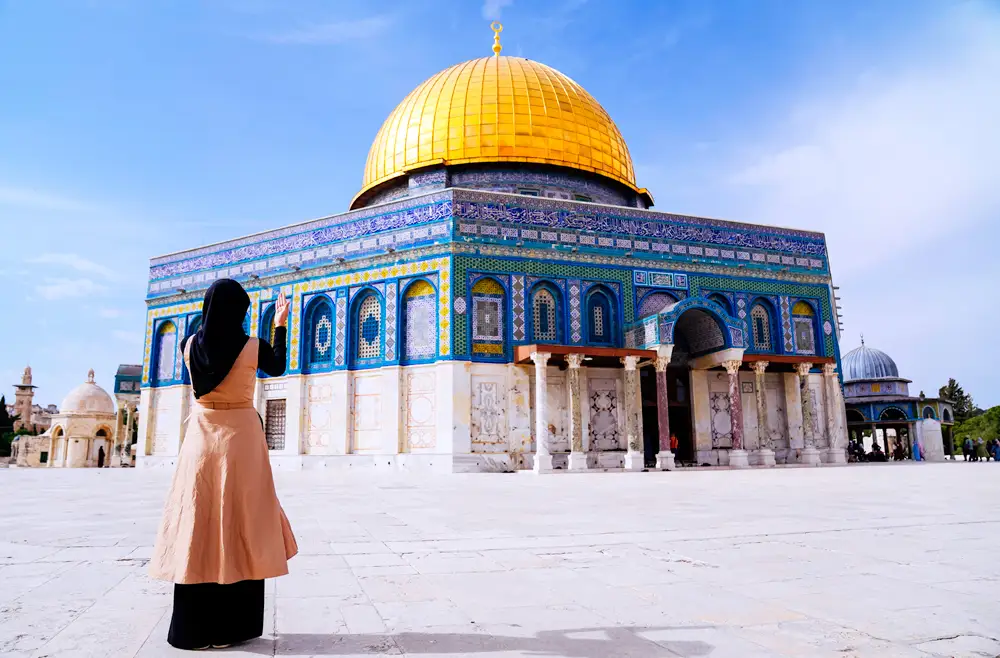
left=240, top=625, right=716, bottom=657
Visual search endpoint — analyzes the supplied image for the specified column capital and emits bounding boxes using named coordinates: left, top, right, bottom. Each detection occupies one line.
left=751, top=361, right=769, bottom=376
left=822, top=362, right=837, bottom=377
left=796, top=362, right=814, bottom=377
left=654, top=356, right=669, bottom=372
left=621, top=355, right=641, bottom=371
left=722, top=359, right=742, bottom=376
left=565, top=353, right=585, bottom=369
left=530, top=351, right=551, bottom=367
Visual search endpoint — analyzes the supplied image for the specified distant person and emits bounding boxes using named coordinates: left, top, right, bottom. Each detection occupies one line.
left=870, top=442, right=886, bottom=462
left=964, top=437, right=975, bottom=462
left=991, top=439, right=1000, bottom=462
left=912, top=440, right=922, bottom=462
left=976, top=438, right=988, bottom=463
left=149, top=279, right=298, bottom=651
left=670, top=433, right=678, bottom=455
left=97, top=445, right=105, bottom=468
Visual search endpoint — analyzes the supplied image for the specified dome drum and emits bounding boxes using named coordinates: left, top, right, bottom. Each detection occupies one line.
left=357, top=162, right=648, bottom=210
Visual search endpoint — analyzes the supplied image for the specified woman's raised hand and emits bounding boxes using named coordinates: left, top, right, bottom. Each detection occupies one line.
left=274, top=291, right=290, bottom=328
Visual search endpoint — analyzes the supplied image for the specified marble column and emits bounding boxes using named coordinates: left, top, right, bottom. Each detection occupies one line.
left=823, top=363, right=847, bottom=463
left=751, top=361, right=776, bottom=467
left=531, top=352, right=553, bottom=474
left=654, top=347, right=675, bottom=470
left=797, top=362, right=821, bottom=465
left=566, top=353, right=588, bottom=471
left=723, top=360, right=750, bottom=468
left=622, top=355, right=644, bottom=471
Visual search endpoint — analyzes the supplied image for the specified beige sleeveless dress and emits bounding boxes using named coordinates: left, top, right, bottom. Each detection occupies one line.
left=149, top=338, right=298, bottom=585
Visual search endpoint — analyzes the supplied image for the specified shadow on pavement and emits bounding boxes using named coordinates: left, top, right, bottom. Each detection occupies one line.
left=239, top=626, right=716, bottom=656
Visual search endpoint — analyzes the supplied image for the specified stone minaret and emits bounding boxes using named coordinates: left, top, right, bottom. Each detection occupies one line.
left=13, top=366, right=36, bottom=432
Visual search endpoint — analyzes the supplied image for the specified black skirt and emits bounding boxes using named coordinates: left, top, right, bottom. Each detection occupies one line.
left=167, top=579, right=265, bottom=650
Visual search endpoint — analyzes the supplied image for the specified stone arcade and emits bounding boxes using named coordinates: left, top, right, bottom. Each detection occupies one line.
left=136, top=25, right=849, bottom=473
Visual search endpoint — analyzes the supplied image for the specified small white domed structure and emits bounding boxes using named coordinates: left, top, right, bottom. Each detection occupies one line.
left=40, top=369, right=119, bottom=468
left=59, top=369, right=116, bottom=416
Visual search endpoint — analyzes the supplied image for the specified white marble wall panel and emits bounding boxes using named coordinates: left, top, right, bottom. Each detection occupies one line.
left=470, top=374, right=508, bottom=453
left=709, top=375, right=732, bottom=449
left=352, top=373, right=382, bottom=453
left=765, top=374, right=789, bottom=450
left=303, top=375, right=335, bottom=454
left=508, top=365, right=532, bottom=456
left=404, top=367, right=437, bottom=451
left=587, top=373, right=621, bottom=451
left=546, top=373, right=569, bottom=453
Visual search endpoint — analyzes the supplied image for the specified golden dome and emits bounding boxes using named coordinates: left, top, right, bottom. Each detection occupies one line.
left=352, top=55, right=643, bottom=208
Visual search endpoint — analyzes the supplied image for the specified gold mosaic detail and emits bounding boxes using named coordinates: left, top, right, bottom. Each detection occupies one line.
left=355, top=56, right=638, bottom=206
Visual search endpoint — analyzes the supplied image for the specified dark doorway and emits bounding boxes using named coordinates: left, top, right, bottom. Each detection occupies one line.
left=668, top=368, right=695, bottom=464
left=640, top=369, right=658, bottom=467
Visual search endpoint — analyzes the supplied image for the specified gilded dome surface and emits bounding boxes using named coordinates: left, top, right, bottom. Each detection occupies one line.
left=60, top=369, right=115, bottom=415
left=843, top=345, right=900, bottom=382
left=353, top=55, right=639, bottom=208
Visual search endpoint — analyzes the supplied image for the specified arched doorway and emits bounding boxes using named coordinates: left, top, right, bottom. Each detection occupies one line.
left=647, top=306, right=731, bottom=466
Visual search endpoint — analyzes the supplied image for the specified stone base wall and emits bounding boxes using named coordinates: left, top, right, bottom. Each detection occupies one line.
left=138, top=363, right=848, bottom=472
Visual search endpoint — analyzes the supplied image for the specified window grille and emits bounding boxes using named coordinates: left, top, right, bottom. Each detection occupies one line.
left=532, top=289, right=556, bottom=342
left=750, top=304, right=771, bottom=350
left=264, top=399, right=286, bottom=450
left=357, top=295, right=382, bottom=359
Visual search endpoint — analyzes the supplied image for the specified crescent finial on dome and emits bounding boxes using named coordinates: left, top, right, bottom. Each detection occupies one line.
left=491, top=21, right=503, bottom=56
left=87, top=369, right=95, bottom=383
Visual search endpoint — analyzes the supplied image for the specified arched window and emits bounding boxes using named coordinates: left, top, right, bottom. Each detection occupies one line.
left=303, top=296, right=334, bottom=373
left=531, top=286, right=559, bottom=343
left=791, top=301, right=817, bottom=355
left=257, top=304, right=279, bottom=378
left=750, top=302, right=774, bottom=352
left=923, top=406, right=936, bottom=419
left=153, top=321, right=177, bottom=385
left=351, top=291, right=384, bottom=368
left=942, top=408, right=953, bottom=423
left=181, top=315, right=202, bottom=385
left=846, top=409, right=866, bottom=423
left=471, top=278, right=506, bottom=358
left=586, top=287, right=615, bottom=346
left=402, top=280, right=436, bottom=363
left=638, top=292, right=677, bottom=319
left=708, top=293, right=733, bottom=316
left=259, top=305, right=276, bottom=344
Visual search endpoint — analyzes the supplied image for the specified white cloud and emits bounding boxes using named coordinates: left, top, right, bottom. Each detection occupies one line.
left=728, top=2, right=1000, bottom=277
left=34, top=278, right=108, bottom=301
left=112, top=330, right=144, bottom=346
left=482, top=0, right=514, bottom=20
left=28, top=253, right=116, bottom=279
left=262, top=15, right=391, bottom=45
left=0, top=185, right=97, bottom=212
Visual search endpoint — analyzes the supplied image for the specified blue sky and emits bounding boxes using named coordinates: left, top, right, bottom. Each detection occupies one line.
left=2, top=0, right=998, bottom=409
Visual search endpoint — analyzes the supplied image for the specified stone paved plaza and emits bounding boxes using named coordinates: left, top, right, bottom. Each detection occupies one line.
left=1, top=464, right=998, bottom=657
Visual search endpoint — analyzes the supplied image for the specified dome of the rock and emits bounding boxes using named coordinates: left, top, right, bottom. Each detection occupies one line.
left=352, top=54, right=644, bottom=208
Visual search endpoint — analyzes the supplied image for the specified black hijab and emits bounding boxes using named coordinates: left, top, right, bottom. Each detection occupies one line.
left=185, top=279, right=251, bottom=399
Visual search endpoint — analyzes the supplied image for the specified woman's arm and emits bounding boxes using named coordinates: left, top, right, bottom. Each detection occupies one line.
left=258, top=290, right=289, bottom=377
left=258, top=327, right=287, bottom=376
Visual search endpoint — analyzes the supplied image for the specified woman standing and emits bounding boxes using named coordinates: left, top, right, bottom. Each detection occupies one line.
left=149, top=279, right=298, bottom=650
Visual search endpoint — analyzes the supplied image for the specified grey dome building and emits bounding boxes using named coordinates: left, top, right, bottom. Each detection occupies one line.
left=842, top=339, right=954, bottom=460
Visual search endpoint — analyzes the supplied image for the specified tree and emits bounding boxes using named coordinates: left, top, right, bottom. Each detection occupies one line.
left=0, top=395, right=15, bottom=435
left=953, top=406, right=1000, bottom=445
left=938, top=379, right=980, bottom=423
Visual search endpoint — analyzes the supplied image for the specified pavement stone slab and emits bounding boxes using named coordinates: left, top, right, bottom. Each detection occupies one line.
left=0, top=463, right=997, bottom=657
